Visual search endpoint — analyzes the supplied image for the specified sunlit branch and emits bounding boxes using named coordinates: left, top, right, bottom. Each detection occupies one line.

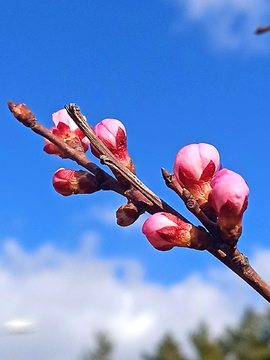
left=7, top=100, right=270, bottom=303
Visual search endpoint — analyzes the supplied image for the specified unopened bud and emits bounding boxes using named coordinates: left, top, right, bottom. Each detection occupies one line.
left=7, top=101, right=35, bottom=127
left=91, top=119, right=135, bottom=174
left=53, top=169, right=100, bottom=196
left=173, top=143, right=220, bottom=205
left=142, top=212, right=211, bottom=251
left=209, top=169, right=249, bottom=244
left=116, top=203, right=140, bottom=227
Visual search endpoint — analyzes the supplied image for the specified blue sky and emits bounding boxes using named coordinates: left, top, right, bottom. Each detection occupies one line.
left=1, top=0, right=270, bottom=359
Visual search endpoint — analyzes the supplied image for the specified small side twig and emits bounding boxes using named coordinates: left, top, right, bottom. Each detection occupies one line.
left=161, top=168, right=218, bottom=235
left=255, top=25, right=270, bottom=34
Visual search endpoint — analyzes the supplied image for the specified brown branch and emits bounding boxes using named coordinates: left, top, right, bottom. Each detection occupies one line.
left=7, top=101, right=128, bottom=196
left=208, top=247, right=270, bottom=302
left=7, top=100, right=188, bottom=219
left=161, top=168, right=270, bottom=303
left=255, top=25, right=270, bottom=34
left=7, top=100, right=270, bottom=303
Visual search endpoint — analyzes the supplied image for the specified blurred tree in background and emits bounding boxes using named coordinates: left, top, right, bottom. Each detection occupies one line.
left=80, top=308, right=270, bottom=360
left=219, top=309, right=270, bottom=360
left=190, top=324, right=226, bottom=360
left=81, top=333, right=113, bottom=360
left=142, top=334, right=186, bottom=360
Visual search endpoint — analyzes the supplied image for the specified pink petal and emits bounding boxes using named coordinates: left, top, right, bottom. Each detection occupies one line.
left=52, top=109, right=78, bottom=132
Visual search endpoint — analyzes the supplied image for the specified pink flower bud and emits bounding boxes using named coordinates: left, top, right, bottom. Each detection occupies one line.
left=43, top=109, right=90, bottom=158
left=91, top=119, right=135, bottom=174
left=116, top=203, right=140, bottom=227
left=142, top=212, right=211, bottom=251
left=52, top=169, right=100, bottom=196
left=173, top=143, right=220, bottom=205
left=209, top=169, right=249, bottom=243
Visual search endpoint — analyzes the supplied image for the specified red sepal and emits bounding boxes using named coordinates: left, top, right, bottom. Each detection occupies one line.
left=200, top=160, right=216, bottom=182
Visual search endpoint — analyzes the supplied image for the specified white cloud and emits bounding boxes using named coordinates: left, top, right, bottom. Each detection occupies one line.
left=168, top=0, right=270, bottom=52
left=0, top=236, right=268, bottom=360
left=2, top=318, right=37, bottom=334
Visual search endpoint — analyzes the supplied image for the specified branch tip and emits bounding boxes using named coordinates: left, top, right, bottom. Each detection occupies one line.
left=7, top=100, right=36, bottom=127
left=255, top=26, right=270, bottom=35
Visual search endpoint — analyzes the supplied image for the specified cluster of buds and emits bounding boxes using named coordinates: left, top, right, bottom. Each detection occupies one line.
left=23, top=103, right=248, bottom=250
left=44, top=110, right=135, bottom=174
left=172, top=143, right=249, bottom=244
left=44, top=109, right=139, bottom=225
left=142, top=143, right=249, bottom=250
left=9, top=100, right=269, bottom=303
